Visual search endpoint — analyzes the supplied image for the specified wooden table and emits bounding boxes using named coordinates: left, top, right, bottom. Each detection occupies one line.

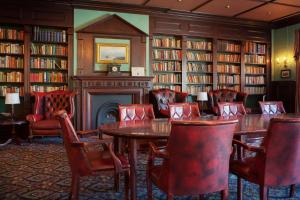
left=0, top=119, right=27, bottom=146
left=99, top=114, right=298, bottom=200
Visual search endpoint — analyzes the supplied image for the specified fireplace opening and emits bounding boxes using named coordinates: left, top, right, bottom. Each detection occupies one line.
left=96, top=102, right=119, bottom=127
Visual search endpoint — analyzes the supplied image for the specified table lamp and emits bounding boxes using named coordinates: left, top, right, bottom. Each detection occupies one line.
left=5, top=93, right=20, bottom=120
left=197, top=91, right=208, bottom=115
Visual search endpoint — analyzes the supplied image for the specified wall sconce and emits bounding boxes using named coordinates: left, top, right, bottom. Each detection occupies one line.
left=276, top=56, right=289, bottom=69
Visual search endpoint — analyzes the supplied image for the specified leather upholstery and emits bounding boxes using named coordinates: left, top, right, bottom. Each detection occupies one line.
left=169, top=102, right=200, bottom=119
left=230, top=117, right=300, bottom=199
left=147, top=119, right=238, bottom=199
left=208, top=89, right=247, bottom=114
left=259, top=101, right=286, bottom=114
left=26, top=90, right=75, bottom=138
left=119, top=104, right=155, bottom=121
left=217, top=102, right=247, bottom=117
left=150, top=88, right=188, bottom=118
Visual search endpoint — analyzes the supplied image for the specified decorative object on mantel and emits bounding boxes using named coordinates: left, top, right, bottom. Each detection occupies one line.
left=96, top=43, right=129, bottom=64
left=131, top=67, right=145, bottom=76
left=107, top=63, right=122, bottom=76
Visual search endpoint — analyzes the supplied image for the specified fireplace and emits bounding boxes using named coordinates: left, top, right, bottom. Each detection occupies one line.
left=72, top=76, right=153, bottom=130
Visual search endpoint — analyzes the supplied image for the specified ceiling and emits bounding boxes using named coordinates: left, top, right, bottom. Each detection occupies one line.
left=95, top=0, right=300, bottom=22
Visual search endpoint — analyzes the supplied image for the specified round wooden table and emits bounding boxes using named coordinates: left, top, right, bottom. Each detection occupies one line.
left=99, top=114, right=297, bottom=200
left=0, top=119, right=27, bottom=146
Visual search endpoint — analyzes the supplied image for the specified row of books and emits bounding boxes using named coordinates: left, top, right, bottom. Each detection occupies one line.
left=245, top=55, right=266, bottom=64
left=0, top=43, right=24, bottom=54
left=246, top=66, right=265, bottom=74
left=33, top=26, right=67, bottom=43
left=217, top=54, right=240, bottom=63
left=30, top=58, right=67, bottom=69
left=187, top=75, right=212, bottom=84
left=218, top=75, right=240, bottom=84
left=218, top=41, right=240, bottom=52
left=0, top=71, right=23, bottom=82
left=153, top=49, right=182, bottom=60
left=152, top=37, right=181, bottom=49
left=245, top=86, right=265, bottom=94
left=186, top=52, right=212, bottom=62
left=217, top=85, right=240, bottom=91
left=245, top=76, right=265, bottom=85
left=245, top=41, right=266, bottom=54
left=0, top=86, right=24, bottom=97
left=0, top=28, right=24, bottom=41
left=30, top=85, right=67, bottom=92
left=152, top=61, right=181, bottom=71
left=187, top=85, right=212, bottom=95
left=187, top=63, right=212, bottom=73
left=153, top=74, right=181, bottom=83
left=187, top=40, right=212, bottom=50
left=30, top=72, right=67, bottom=83
left=153, top=85, right=181, bottom=92
left=0, top=56, right=23, bottom=68
left=31, top=44, right=67, bottom=56
left=217, top=64, right=240, bottom=74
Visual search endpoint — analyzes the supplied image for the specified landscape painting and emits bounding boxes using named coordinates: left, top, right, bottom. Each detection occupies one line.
left=96, top=43, right=129, bottom=64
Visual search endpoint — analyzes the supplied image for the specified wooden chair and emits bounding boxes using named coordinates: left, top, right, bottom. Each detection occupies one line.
left=259, top=101, right=286, bottom=114
left=217, top=102, right=247, bottom=117
left=230, top=117, right=300, bottom=200
left=56, top=110, right=130, bottom=200
left=147, top=119, right=238, bottom=200
left=169, top=102, right=200, bottom=119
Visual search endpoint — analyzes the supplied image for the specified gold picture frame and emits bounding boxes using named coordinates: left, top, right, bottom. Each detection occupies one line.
left=96, top=43, right=129, bottom=64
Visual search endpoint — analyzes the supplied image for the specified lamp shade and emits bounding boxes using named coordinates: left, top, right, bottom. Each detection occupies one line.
left=197, top=92, right=208, bottom=101
left=5, top=93, right=20, bottom=105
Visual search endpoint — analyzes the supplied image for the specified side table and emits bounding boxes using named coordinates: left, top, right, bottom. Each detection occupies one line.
left=0, top=119, right=27, bottom=146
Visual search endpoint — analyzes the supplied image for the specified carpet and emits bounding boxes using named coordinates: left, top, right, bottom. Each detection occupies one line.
left=0, top=138, right=299, bottom=200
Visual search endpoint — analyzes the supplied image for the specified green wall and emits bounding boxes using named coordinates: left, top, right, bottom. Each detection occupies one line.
left=74, top=9, right=149, bottom=75
left=272, top=23, right=300, bottom=81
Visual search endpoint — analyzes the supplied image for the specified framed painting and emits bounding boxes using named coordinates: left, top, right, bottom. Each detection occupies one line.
left=281, top=69, right=291, bottom=78
left=96, top=43, right=129, bottom=64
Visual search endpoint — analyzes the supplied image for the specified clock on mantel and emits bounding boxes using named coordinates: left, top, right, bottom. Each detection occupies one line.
left=107, top=64, right=122, bottom=76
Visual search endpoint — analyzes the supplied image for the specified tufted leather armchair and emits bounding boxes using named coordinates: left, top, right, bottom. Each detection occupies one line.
left=217, top=102, right=247, bottom=117
left=150, top=88, right=188, bottom=118
left=208, top=89, right=248, bottom=115
left=169, top=102, right=200, bottom=120
left=26, top=90, right=75, bottom=139
left=230, top=117, right=300, bottom=200
left=147, top=119, right=238, bottom=200
left=118, top=104, right=155, bottom=121
left=259, top=101, right=286, bottom=114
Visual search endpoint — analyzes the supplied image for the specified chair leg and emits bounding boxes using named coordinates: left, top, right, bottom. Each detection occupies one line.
left=70, top=173, right=80, bottom=200
left=259, top=185, right=268, bottom=200
left=114, top=172, right=120, bottom=192
left=290, top=184, right=296, bottom=198
left=221, top=189, right=229, bottom=200
left=167, top=194, right=173, bottom=200
left=237, top=177, right=242, bottom=200
left=124, top=171, right=130, bottom=200
left=199, top=194, right=205, bottom=200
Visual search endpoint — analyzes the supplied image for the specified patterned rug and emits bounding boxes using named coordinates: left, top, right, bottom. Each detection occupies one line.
left=0, top=138, right=299, bottom=200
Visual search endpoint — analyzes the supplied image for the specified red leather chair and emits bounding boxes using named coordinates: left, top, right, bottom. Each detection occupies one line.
left=118, top=104, right=155, bottom=121
left=147, top=119, right=238, bottom=200
left=230, top=117, right=300, bottom=200
left=169, top=102, right=200, bottom=120
left=208, top=89, right=248, bottom=115
left=26, top=90, right=75, bottom=139
left=149, top=88, right=188, bottom=118
left=217, top=102, right=247, bottom=117
left=55, top=110, right=130, bottom=200
left=259, top=101, right=286, bottom=114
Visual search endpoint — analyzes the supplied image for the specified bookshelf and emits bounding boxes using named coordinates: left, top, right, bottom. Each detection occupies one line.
left=217, top=40, right=241, bottom=91
left=30, top=26, right=68, bottom=92
left=244, top=41, right=267, bottom=95
left=152, top=35, right=182, bottom=92
left=0, top=25, right=25, bottom=97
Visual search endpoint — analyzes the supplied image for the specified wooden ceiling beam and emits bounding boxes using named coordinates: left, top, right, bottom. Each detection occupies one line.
left=233, top=0, right=275, bottom=17
left=190, top=0, right=213, bottom=12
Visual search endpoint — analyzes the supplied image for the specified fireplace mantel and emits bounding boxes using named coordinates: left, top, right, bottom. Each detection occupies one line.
left=71, top=75, right=153, bottom=130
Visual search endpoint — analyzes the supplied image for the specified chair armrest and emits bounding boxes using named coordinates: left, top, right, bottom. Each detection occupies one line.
left=232, top=139, right=265, bottom=153
left=149, top=142, right=169, bottom=159
left=71, top=140, right=111, bottom=148
left=26, top=114, right=43, bottom=123
left=77, top=129, right=99, bottom=137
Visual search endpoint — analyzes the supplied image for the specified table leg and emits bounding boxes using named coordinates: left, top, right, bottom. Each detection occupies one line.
left=128, top=139, right=137, bottom=200
left=11, top=124, right=20, bottom=145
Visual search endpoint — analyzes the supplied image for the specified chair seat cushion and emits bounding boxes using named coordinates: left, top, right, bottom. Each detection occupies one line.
left=32, top=119, right=61, bottom=130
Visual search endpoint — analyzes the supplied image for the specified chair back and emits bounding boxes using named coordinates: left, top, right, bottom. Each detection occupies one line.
left=169, top=102, right=200, bottom=119
left=259, top=101, right=286, bottom=114
left=165, top=119, right=238, bottom=195
left=217, top=102, right=246, bottom=116
left=118, top=104, right=155, bottom=121
left=262, top=117, right=300, bottom=186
